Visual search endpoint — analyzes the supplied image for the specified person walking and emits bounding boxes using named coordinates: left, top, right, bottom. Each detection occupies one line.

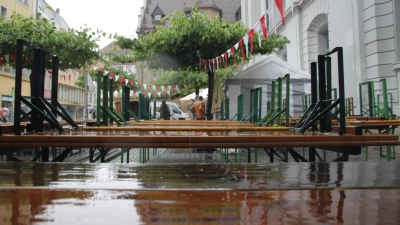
left=190, top=96, right=206, bottom=120
left=190, top=96, right=199, bottom=120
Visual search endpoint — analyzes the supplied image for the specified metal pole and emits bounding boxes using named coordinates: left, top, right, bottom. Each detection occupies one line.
left=13, top=40, right=24, bottom=135
left=51, top=56, right=59, bottom=117
left=84, top=70, right=89, bottom=122
left=318, top=54, right=327, bottom=133
left=337, top=47, right=346, bottom=135
left=96, top=72, right=101, bottom=126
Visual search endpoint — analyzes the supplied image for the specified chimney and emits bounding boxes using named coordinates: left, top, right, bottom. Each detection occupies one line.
left=56, top=8, right=60, bottom=15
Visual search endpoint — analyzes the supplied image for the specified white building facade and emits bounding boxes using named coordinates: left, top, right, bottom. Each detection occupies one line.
left=241, top=0, right=400, bottom=115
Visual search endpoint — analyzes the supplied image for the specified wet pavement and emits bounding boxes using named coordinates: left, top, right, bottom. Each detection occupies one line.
left=0, top=162, right=399, bottom=224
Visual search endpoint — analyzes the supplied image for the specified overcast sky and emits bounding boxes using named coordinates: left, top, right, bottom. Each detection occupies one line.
left=44, top=0, right=143, bottom=49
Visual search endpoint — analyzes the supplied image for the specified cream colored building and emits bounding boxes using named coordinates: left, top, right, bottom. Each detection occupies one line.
left=240, top=0, right=400, bottom=115
left=0, top=0, right=94, bottom=121
left=0, top=0, right=37, bottom=121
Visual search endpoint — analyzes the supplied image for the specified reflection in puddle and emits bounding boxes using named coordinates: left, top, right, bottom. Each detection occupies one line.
left=0, top=162, right=399, bottom=224
left=0, top=189, right=399, bottom=224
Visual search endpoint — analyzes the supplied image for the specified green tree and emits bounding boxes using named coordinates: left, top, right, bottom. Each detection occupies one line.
left=116, top=7, right=290, bottom=119
left=152, top=69, right=208, bottom=99
left=0, top=13, right=105, bottom=73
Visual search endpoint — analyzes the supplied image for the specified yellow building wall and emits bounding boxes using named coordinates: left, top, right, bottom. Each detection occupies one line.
left=0, top=0, right=36, bottom=18
left=199, top=8, right=221, bottom=20
left=0, top=73, right=31, bottom=96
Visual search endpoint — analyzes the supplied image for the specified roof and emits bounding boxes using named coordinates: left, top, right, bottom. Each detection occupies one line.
left=195, top=0, right=220, bottom=10
left=100, top=41, right=131, bottom=55
left=137, top=0, right=241, bottom=34
left=39, top=0, right=69, bottom=30
left=229, top=55, right=311, bottom=80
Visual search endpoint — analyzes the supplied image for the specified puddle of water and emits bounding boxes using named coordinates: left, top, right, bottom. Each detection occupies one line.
left=0, top=189, right=399, bottom=224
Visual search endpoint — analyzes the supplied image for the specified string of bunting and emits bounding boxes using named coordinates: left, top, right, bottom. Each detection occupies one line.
left=97, top=67, right=187, bottom=99
left=199, top=0, right=304, bottom=71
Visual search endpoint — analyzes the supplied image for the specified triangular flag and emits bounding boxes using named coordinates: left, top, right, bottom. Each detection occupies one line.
left=143, top=84, right=147, bottom=89
left=11, top=53, right=17, bottom=61
left=243, top=34, right=249, bottom=58
left=129, top=80, right=134, bottom=86
left=109, top=73, right=115, bottom=79
left=224, top=52, right=228, bottom=68
left=99, top=67, right=104, bottom=73
left=164, top=85, right=169, bottom=90
left=162, top=91, right=166, bottom=96
left=152, top=92, right=157, bottom=97
left=143, top=91, right=147, bottom=96
left=140, top=83, right=144, bottom=88
left=254, top=22, right=262, bottom=47
left=148, top=84, right=152, bottom=89
left=227, top=49, right=231, bottom=58
left=260, top=15, right=268, bottom=41
left=288, top=0, right=294, bottom=13
left=248, top=29, right=254, bottom=53
left=148, top=92, right=151, bottom=98
left=157, top=92, right=161, bottom=97
left=266, top=4, right=276, bottom=32
left=239, top=40, right=245, bottom=60
left=156, top=86, right=161, bottom=91
left=167, top=91, right=171, bottom=96
left=130, top=90, right=133, bottom=96
left=68, top=74, right=71, bottom=81
left=161, top=86, right=165, bottom=91
left=115, top=75, right=119, bottom=81
left=274, top=0, right=285, bottom=25
left=231, top=47, right=236, bottom=65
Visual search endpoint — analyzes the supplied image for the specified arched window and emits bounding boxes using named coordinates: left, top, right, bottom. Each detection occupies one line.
left=305, top=14, right=329, bottom=71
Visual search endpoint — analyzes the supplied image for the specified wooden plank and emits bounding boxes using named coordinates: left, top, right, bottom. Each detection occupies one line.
left=83, top=126, right=288, bottom=132
left=0, top=132, right=398, bottom=148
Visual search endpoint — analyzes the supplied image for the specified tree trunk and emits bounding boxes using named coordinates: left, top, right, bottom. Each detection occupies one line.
left=206, top=70, right=214, bottom=120
left=195, top=86, right=199, bottom=96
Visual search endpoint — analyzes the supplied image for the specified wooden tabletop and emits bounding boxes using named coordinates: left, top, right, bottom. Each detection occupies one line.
left=83, top=126, right=288, bottom=132
left=0, top=131, right=398, bottom=148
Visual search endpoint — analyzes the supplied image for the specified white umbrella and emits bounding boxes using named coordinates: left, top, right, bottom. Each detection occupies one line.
left=180, top=88, right=208, bottom=101
left=211, top=74, right=225, bottom=114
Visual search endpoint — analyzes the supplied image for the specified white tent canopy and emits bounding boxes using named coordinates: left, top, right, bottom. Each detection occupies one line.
left=223, top=55, right=311, bottom=118
left=180, top=88, right=209, bottom=101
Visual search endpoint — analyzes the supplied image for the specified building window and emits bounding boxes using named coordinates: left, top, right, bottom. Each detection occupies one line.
left=1, top=6, right=7, bottom=19
left=18, top=0, right=29, bottom=6
left=155, top=15, right=161, bottom=21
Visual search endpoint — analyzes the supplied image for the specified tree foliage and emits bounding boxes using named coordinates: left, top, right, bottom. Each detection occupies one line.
left=114, top=6, right=290, bottom=118
left=116, top=7, right=289, bottom=71
left=0, top=13, right=106, bottom=70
